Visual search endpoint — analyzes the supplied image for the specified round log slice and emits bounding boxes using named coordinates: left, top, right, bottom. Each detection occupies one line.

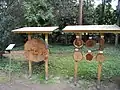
left=85, top=51, right=93, bottom=61
left=24, top=38, right=49, bottom=62
left=73, top=51, right=83, bottom=62
left=96, top=53, right=105, bottom=62
left=85, top=39, right=96, bottom=48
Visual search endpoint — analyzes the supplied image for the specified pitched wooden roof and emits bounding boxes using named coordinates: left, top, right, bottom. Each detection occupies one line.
left=63, top=25, right=120, bottom=33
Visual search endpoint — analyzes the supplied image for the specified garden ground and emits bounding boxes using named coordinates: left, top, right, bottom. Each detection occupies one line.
left=0, top=44, right=120, bottom=90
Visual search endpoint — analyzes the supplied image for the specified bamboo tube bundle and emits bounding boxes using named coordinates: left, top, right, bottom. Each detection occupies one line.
left=24, top=38, right=49, bottom=62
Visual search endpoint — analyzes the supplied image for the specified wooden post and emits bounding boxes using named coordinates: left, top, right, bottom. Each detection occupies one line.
left=74, top=61, right=78, bottom=85
left=74, top=33, right=82, bottom=85
left=28, top=60, right=32, bottom=77
left=45, top=34, right=48, bottom=80
left=45, top=33, right=48, bottom=45
left=28, top=34, right=32, bottom=77
left=115, top=34, right=118, bottom=47
left=97, top=33, right=104, bottom=88
left=97, top=62, right=102, bottom=82
left=97, top=62, right=102, bottom=89
left=9, top=52, right=12, bottom=81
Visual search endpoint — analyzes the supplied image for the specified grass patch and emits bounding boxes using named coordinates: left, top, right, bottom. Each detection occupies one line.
left=0, top=44, right=120, bottom=83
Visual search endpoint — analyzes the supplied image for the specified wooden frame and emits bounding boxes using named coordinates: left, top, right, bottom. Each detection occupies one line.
left=12, top=26, right=58, bottom=80
left=63, top=25, right=120, bottom=86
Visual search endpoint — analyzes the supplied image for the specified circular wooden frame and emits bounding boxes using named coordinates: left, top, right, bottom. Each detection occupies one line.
left=85, top=39, right=96, bottom=48
left=96, top=51, right=105, bottom=62
left=73, top=38, right=83, bottom=48
left=85, top=50, right=93, bottom=61
left=73, top=51, right=83, bottom=62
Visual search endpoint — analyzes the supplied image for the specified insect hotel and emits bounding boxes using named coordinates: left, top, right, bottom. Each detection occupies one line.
left=12, top=25, right=120, bottom=86
left=63, top=25, right=120, bottom=85
left=12, top=26, right=58, bottom=80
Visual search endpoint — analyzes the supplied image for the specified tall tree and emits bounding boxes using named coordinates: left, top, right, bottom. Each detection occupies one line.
left=0, top=0, right=25, bottom=50
left=79, top=0, right=83, bottom=25
left=83, top=0, right=95, bottom=24
left=117, top=0, right=120, bottom=26
left=23, top=0, right=54, bottom=27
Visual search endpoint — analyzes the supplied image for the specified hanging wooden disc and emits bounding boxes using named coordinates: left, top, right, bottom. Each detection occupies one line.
left=24, top=38, right=49, bottom=62
left=85, top=50, right=93, bottom=61
left=73, top=49, right=83, bottom=62
left=96, top=52, right=105, bottom=62
left=73, top=38, right=83, bottom=48
left=85, top=39, right=96, bottom=48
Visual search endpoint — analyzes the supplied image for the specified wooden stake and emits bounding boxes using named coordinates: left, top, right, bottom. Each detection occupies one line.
left=28, top=34, right=32, bottom=40
left=29, top=60, right=32, bottom=77
left=45, top=59, right=48, bottom=80
left=97, top=62, right=102, bottom=84
left=74, top=61, right=78, bottom=85
left=28, top=34, right=32, bottom=77
left=9, top=52, right=12, bottom=81
left=45, top=34, right=48, bottom=45
left=45, top=33, right=49, bottom=80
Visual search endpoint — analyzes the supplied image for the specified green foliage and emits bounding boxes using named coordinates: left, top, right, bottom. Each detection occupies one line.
left=94, top=3, right=117, bottom=25
left=49, top=0, right=78, bottom=27
left=83, top=0, right=95, bottom=24
left=0, top=0, right=25, bottom=50
left=23, top=0, right=54, bottom=26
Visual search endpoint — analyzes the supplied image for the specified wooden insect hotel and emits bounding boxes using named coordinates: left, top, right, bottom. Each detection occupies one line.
left=12, top=25, right=120, bottom=87
left=63, top=25, right=120, bottom=85
left=12, top=27, right=58, bottom=80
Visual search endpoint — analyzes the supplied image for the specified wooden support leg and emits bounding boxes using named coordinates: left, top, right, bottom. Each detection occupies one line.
left=28, top=34, right=32, bottom=78
left=97, top=62, right=102, bottom=89
left=45, top=34, right=48, bottom=45
left=9, top=52, right=12, bottom=81
left=74, top=61, right=78, bottom=85
left=45, top=60, right=48, bottom=80
left=45, top=34, right=49, bottom=80
left=29, top=60, right=32, bottom=78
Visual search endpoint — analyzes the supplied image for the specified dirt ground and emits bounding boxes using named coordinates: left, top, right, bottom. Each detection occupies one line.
left=0, top=51, right=120, bottom=90
left=0, top=76, right=120, bottom=90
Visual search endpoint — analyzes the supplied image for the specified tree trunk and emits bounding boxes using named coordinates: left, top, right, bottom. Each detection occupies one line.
left=79, top=0, right=83, bottom=25
left=115, top=34, right=119, bottom=47
left=115, top=0, right=120, bottom=47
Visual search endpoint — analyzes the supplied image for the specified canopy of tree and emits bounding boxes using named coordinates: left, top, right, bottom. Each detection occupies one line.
left=0, top=0, right=120, bottom=50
